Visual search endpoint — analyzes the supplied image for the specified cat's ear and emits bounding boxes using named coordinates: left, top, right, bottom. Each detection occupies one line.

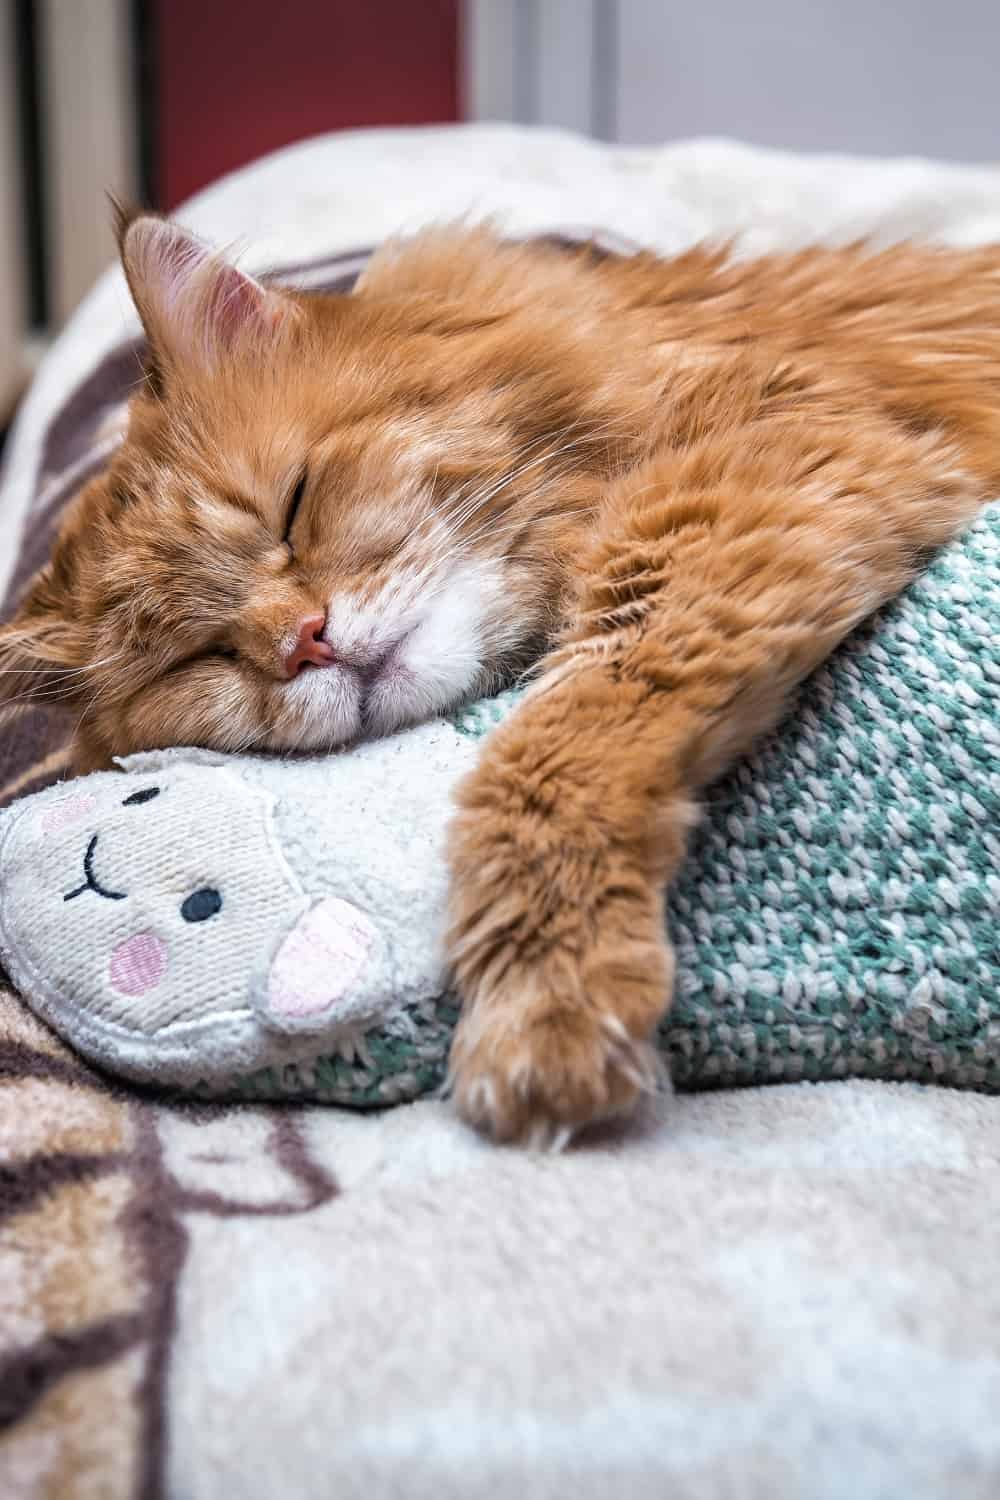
left=115, top=209, right=295, bottom=373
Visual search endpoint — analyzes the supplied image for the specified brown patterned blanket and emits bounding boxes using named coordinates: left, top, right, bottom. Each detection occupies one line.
left=4, top=976, right=1000, bottom=1499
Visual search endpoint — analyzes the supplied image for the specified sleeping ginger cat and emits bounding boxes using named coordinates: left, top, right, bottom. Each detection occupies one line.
left=2, top=211, right=997, bottom=1144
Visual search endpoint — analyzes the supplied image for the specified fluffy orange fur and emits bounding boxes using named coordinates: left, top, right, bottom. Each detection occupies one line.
left=3, top=215, right=999, bottom=1142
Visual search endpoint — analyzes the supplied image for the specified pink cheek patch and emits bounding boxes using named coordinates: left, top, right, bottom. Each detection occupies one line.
left=267, top=898, right=376, bottom=1025
left=109, top=932, right=168, bottom=996
left=41, top=795, right=98, bottom=834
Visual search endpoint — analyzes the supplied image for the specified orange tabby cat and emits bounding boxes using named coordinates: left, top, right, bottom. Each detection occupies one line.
left=2, top=212, right=998, bottom=1142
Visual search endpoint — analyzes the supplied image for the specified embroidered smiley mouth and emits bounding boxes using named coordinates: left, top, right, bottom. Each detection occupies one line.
left=64, top=833, right=127, bottom=903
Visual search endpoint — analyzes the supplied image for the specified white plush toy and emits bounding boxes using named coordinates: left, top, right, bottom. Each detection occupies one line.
left=0, top=699, right=514, bottom=1100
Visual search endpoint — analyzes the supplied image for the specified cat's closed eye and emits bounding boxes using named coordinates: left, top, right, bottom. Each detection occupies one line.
left=283, top=470, right=308, bottom=553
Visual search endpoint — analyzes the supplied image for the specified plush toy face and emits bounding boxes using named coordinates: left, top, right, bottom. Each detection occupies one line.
left=0, top=762, right=384, bottom=1053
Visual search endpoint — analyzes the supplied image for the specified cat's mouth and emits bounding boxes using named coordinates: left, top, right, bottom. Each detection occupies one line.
left=337, top=627, right=415, bottom=690
left=64, top=833, right=128, bottom=903
left=281, top=625, right=423, bottom=744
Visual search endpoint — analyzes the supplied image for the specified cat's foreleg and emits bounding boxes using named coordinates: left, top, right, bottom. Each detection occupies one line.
left=444, top=411, right=985, bottom=1145
left=445, top=654, right=691, bottom=1148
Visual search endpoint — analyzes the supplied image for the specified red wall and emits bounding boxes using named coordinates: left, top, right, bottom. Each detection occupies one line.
left=155, top=0, right=460, bottom=210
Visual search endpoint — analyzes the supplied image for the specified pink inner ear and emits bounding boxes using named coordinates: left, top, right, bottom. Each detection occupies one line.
left=154, top=224, right=206, bottom=311
left=128, top=216, right=284, bottom=358
left=207, top=262, right=280, bottom=345
left=212, top=266, right=260, bottom=340
left=268, top=898, right=376, bottom=1023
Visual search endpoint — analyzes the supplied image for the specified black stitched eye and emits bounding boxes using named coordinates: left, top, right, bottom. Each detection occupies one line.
left=181, top=887, right=222, bottom=923
left=284, top=469, right=307, bottom=546
left=122, top=787, right=160, bottom=806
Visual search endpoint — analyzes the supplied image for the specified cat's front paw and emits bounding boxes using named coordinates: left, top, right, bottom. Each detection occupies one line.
left=447, top=976, right=662, bottom=1148
left=445, top=823, right=674, bottom=1144
left=444, top=694, right=685, bottom=1146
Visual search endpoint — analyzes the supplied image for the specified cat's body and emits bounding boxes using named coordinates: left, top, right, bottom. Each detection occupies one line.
left=3, top=215, right=998, bottom=1142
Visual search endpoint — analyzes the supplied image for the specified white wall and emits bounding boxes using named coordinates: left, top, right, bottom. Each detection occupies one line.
left=38, top=0, right=137, bottom=327
left=464, top=0, right=1000, bottom=162
left=615, top=0, right=1000, bottom=161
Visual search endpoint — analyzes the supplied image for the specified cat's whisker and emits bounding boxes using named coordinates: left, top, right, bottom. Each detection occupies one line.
left=0, top=690, right=77, bottom=711
left=227, top=719, right=279, bottom=756
left=439, top=423, right=606, bottom=535
left=424, top=459, right=590, bottom=574
left=446, top=427, right=603, bottom=527
left=67, top=680, right=105, bottom=752
left=428, top=413, right=634, bottom=554
left=459, top=505, right=594, bottom=555
left=0, top=652, right=125, bottom=681
left=0, top=670, right=122, bottom=705
left=0, top=658, right=128, bottom=722
left=424, top=493, right=592, bottom=576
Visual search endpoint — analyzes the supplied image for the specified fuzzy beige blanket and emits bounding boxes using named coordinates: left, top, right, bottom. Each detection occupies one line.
left=3, top=126, right=1000, bottom=1498
left=3, top=981, right=1000, bottom=1498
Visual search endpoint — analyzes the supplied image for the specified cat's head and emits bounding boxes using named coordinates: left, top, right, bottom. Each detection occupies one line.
left=1, top=213, right=629, bottom=771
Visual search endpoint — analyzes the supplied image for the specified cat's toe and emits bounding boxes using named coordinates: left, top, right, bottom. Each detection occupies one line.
left=447, top=984, right=661, bottom=1147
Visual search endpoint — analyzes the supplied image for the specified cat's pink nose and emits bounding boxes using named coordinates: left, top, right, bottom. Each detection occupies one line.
left=285, top=614, right=336, bottom=677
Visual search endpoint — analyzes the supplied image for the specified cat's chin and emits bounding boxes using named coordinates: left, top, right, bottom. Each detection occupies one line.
left=357, top=611, right=484, bottom=742
left=264, top=657, right=467, bottom=756
left=361, top=669, right=442, bottom=742
left=269, top=662, right=365, bottom=753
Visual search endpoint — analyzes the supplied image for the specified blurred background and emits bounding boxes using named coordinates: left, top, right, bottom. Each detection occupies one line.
left=2, top=0, right=999, bottom=433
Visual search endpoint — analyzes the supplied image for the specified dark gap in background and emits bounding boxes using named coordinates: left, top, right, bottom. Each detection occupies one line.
left=13, top=0, right=47, bottom=332
left=131, top=0, right=159, bottom=209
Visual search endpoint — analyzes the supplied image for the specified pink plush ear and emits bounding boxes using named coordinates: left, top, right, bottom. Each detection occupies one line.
left=119, top=215, right=293, bottom=370
left=264, top=897, right=378, bottom=1032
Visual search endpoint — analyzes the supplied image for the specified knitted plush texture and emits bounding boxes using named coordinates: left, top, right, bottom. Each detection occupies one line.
left=663, top=503, right=999, bottom=1091
left=0, top=506, right=996, bottom=1104
left=454, top=505, right=1000, bottom=1099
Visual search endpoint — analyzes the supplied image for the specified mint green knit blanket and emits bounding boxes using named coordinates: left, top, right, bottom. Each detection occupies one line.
left=240, top=501, right=997, bottom=1104
left=659, top=505, right=998, bottom=1089
left=454, top=505, right=1000, bottom=1096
